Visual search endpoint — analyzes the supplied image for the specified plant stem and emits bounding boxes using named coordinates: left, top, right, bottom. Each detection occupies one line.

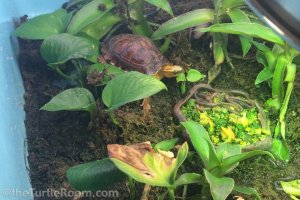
left=168, top=189, right=175, bottom=200
left=140, top=184, right=151, bottom=200
left=128, top=177, right=136, bottom=200
left=55, top=67, right=75, bottom=81
left=182, top=185, right=188, bottom=200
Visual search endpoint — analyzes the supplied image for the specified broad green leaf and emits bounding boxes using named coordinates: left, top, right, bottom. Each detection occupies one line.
left=234, top=185, right=261, bottom=200
left=81, top=12, right=121, bottom=40
left=145, top=0, right=173, bottom=16
left=228, top=9, right=252, bottom=56
left=186, top=69, right=206, bottom=82
left=171, top=142, right=189, bottom=182
left=15, top=9, right=71, bottom=40
left=102, top=72, right=167, bottom=111
left=41, top=88, right=96, bottom=113
left=41, top=33, right=98, bottom=65
left=212, top=150, right=274, bottom=176
left=67, top=0, right=116, bottom=34
left=175, top=173, right=202, bottom=187
left=67, top=158, right=125, bottom=192
left=280, top=179, right=300, bottom=197
left=200, top=23, right=285, bottom=45
left=255, top=67, right=273, bottom=85
left=272, top=139, right=290, bottom=162
left=152, top=9, right=214, bottom=40
left=204, top=169, right=234, bottom=200
left=181, top=121, right=220, bottom=170
left=154, top=138, right=179, bottom=151
left=223, top=0, right=245, bottom=10
left=87, top=63, right=125, bottom=85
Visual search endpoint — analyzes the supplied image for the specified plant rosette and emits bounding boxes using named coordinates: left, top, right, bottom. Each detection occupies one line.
left=174, top=84, right=272, bottom=151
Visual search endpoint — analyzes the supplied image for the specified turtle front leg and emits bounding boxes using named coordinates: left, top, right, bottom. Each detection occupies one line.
left=141, top=97, right=151, bottom=115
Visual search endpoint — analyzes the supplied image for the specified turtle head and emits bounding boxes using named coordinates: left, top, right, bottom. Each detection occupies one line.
left=160, top=64, right=184, bottom=78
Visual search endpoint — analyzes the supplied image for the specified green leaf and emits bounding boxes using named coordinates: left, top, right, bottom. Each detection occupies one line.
left=186, top=69, right=206, bottom=82
left=67, top=158, right=126, bottom=192
left=80, top=12, right=121, bottom=40
left=41, top=88, right=96, bottom=113
left=228, top=9, right=252, bottom=56
left=172, top=142, right=189, bottom=181
left=212, top=150, right=274, bottom=176
left=175, top=173, right=202, bottom=187
left=255, top=67, right=273, bottom=85
left=151, top=9, right=214, bottom=40
left=181, top=121, right=220, bottom=170
left=176, top=73, right=186, bottom=82
left=87, top=63, right=125, bottom=85
left=15, top=9, right=71, bottom=40
left=102, top=72, right=167, bottom=111
left=67, top=0, right=116, bottom=34
left=272, top=139, right=290, bottom=162
left=280, top=179, right=300, bottom=197
left=201, top=23, right=285, bottom=45
left=212, top=33, right=225, bottom=65
left=204, top=169, right=234, bottom=200
left=145, top=0, right=173, bottom=16
left=41, top=33, right=98, bottom=65
left=234, top=185, right=261, bottom=200
left=216, top=143, right=241, bottom=161
left=154, top=138, right=179, bottom=151
left=223, top=0, right=245, bottom=10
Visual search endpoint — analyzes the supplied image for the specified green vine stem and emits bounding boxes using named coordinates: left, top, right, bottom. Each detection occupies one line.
left=168, top=188, right=175, bottom=200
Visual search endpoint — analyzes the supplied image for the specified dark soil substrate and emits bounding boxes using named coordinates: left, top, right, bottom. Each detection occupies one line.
left=18, top=0, right=300, bottom=200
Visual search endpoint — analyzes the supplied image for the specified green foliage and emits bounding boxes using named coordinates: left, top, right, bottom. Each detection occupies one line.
left=234, top=185, right=261, bottom=200
left=182, top=121, right=274, bottom=199
left=154, top=138, right=179, bottom=151
left=67, top=158, right=126, bottom=192
left=102, top=72, right=167, bottom=111
left=145, top=0, right=173, bottom=16
left=176, top=69, right=205, bottom=94
left=204, top=169, right=234, bottom=200
left=152, top=9, right=214, bottom=40
left=41, top=88, right=96, bottom=113
left=15, top=9, right=71, bottom=40
left=280, top=179, right=300, bottom=199
left=66, top=0, right=116, bottom=34
left=200, top=23, right=284, bottom=45
left=40, top=33, right=98, bottom=66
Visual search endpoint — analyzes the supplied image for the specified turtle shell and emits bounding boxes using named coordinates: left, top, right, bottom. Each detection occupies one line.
left=102, top=34, right=169, bottom=75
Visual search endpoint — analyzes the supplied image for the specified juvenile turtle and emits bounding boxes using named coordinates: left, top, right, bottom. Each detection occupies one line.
left=101, top=34, right=183, bottom=111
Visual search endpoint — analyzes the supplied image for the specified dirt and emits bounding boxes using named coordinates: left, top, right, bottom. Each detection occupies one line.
left=18, top=0, right=300, bottom=200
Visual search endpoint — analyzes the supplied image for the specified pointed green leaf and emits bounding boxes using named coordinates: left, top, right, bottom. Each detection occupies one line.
left=41, top=33, right=98, bottom=65
left=175, top=173, right=202, bottom=187
left=181, top=121, right=220, bottom=170
left=67, top=158, right=125, bottom=192
left=228, top=9, right=252, bottom=56
left=204, top=169, right=234, bottom=200
left=41, top=88, right=96, bottom=113
left=234, top=185, right=261, bottom=200
left=152, top=9, right=214, bottom=40
left=102, top=72, right=167, bottom=111
left=255, top=67, right=273, bottom=85
left=67, top=0, right=116, bottom=34
left=201, top=23, right=285, bottom=45
left=172, top=142, right=189, bottom=180
left=212, top=150, right=274, bottom=176
left=154, top=138, right=179, bottom=151
left=15, top=9, right=71, bottom=40
left=216, top=143, right=241, bottom=161
left=145, top=0, right=173, bottom=16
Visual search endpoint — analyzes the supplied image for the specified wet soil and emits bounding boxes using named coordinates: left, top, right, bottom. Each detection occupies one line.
left=18, top=0, right=300, bottom=200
